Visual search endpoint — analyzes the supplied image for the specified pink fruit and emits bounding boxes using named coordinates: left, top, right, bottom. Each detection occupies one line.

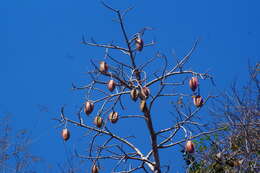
left=85, top=101, right=94, bottom=115
left=140, top=87, right=150, bottom=100
left=185, top=140, right=195, bottom=153
left=61, top=128, right=70, bottom=141
left=189, top=77, right=199, bottom=92
left=108, top=80, right=116, bottom=92
left=99, top=61, right=108, bottom=73
left=193, top=95, right=203, bottom=107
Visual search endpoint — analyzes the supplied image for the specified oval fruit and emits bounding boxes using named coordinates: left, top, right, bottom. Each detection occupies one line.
left=140, top=87, right=150, bottom=100
left=189, top=77, right=199, bottom=92
left=85, top=101, right=94, bottom=115
left=193, top=95, right=203, bottom=107
left=185, top=140, right=195, bottom=153
left=91, top=164, right=99, bottom=173
left=130, top=88, right=139, bottom=101
left=108, top=80, right=116, bottom=92
left=94, top=116, right=103, bottom=128
left=99, top=61, right=108, bottom=73
left=61, top=128, right=70, bottom=141
left=135, top=37, right=144, bottom=51
left=109, top=111, right=119, bottom=124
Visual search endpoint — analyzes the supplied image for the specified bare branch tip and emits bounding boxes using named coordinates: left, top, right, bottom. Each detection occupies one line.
left=101, top=1, right=119, bottom=13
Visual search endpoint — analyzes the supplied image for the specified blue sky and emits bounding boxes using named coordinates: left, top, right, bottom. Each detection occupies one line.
left=2, top=0, right=260, bottom=172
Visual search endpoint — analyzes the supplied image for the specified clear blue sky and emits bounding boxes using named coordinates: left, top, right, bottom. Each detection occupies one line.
left=2, top=0, right=260, bottom=172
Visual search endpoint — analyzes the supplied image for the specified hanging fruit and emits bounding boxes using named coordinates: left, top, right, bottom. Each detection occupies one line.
left=91, top=164, right=99, bottom=173
left=107, top=80, right=116, bottom=92
left=140, top=100, right=147, bottom=112
left=61, top=128, right=70, bottom=141
left=109, top=111, right=119, bottom=124
left=193, top=95, right=203, bottom=107
left=99, top=61, right=108, bottom=73
left=130, top=88, right=139, bottom=101
left=85, top=101, right=94, bottom=115
left=189, top=77, right=199, bottom=92
left=94, top=116, right=103, bottom=128
left=135, top=37, right=144, bottom=51
left=185, top=140, right=195, bottom=153
left=140, top=87, right=150, bottom=100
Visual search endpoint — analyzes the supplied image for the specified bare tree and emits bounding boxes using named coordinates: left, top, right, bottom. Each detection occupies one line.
left=0, top=115, right=41, bottom=173
left=57, top=3, right=222, bottom=173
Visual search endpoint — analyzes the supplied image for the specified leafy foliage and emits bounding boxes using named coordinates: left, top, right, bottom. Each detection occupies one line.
left=184, top=63, right=260, bottom=173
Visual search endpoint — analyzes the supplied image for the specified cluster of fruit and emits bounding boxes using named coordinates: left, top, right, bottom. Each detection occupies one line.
left=60, top=36, right=145, bottom=172
left=183, top=76, right=205, bottom=153
left=61, top=37, right=199, bottom=172
left=189, top=76, right=203, bottom=107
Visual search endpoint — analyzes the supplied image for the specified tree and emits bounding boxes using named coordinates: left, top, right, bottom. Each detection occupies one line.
left=185, top=63, right=260, bottom=173
left=56, top=3, right=222, bottom=173
left=0, top=115, right=41, bottom=173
